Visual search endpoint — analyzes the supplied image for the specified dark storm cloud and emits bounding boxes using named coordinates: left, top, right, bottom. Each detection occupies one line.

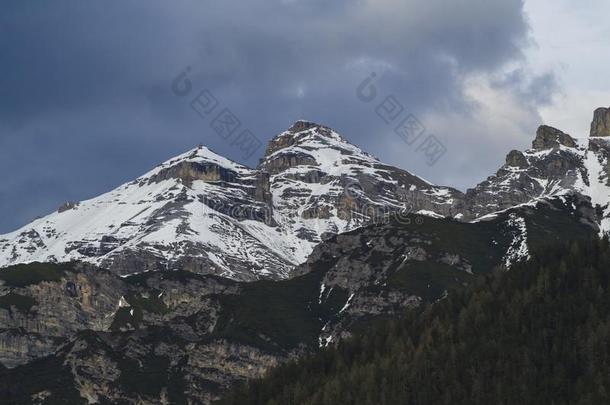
left=492, top=69, right=558, bottom=107
left=0, top=0, right=547, bottom=232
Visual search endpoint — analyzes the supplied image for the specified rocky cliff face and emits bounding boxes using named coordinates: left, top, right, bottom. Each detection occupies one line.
left=532, top=125, right=577, bottom=149
left=0, top=263, right=272, bottom=403
left=591, top=107, right=610, bottom=137
left=0, top=263, right=125, bottom=368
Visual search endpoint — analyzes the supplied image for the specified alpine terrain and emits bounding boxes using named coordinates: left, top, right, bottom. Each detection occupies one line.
left=2, top=109, right=610, bottom=280
left=0, top=108, right=609, bottom=403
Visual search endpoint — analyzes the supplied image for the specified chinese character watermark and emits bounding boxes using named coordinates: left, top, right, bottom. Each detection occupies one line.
left=356, top=72, right=447, bottom=166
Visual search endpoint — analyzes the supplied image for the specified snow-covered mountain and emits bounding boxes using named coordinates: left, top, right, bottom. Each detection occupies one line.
left=1, top=109, right=609, bottom=280
left=0, top=146, right=295, bottom=280
left=258, top=121, right=463, bottom=248
left=466, top=120, right=610, bottom=233
left=0, top=121, right=462, bottom=280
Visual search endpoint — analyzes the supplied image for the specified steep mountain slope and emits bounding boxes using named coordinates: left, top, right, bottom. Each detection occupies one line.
left=0, top=198, right=598, bottom=403
left=0, top=121, right=463, bottom=280
left=218, top=237, right=610, bottom=405
left=0, top=146, right=294, bottom=280
left=259, top=120, right=464, bottom=248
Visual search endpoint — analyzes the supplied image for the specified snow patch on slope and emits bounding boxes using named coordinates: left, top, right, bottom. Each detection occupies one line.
left=575, top=148, right=610, bottom=235
left=503, top=213, right=530, bottom=267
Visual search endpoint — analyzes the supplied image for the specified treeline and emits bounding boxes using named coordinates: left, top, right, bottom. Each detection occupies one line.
left=218, top=237, right=610, bottom=405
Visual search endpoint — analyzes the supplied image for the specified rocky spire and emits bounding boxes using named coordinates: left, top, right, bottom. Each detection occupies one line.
left=532, top=125, right=576, bottom=150
left=590, top=107, right=610, bottom=137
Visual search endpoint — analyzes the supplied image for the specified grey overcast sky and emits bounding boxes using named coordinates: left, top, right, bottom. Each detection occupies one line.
left=0, top=0, right=608, bottom=233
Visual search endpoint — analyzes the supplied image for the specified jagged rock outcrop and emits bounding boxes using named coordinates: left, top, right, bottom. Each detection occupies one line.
left=263, top=121, right=333, bottom=157
left=57, top=202, right=78, bottom=213
left=505, top=150, right=529, bottom=168
left=464, top=112, right=610, bottom=228
left=532, top=125, right=576, bottom=149
left=591, top=107, right=610, bottom=137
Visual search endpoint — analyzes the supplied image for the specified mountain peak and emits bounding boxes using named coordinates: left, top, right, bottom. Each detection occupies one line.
left=286, top=120, right=330, bottom=134
left=532, top=125, right=576, bottom=150
left=591, top=107, right=610, bottom=137
left=262, top=120, right=354, bottom=162
left=137, top=145, right=252, bottom=188
left=280, top=120, right=344, bottom=143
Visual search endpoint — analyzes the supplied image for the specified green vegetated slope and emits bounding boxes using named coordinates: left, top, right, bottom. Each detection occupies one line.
left=213, top=269, right=348, bottom=351
left=218, top=237, right=610, bottom=405
left=0, top=262, right=75, bottom=287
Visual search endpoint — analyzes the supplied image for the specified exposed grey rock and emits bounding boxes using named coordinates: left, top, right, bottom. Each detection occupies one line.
left=463, top=122, right=603, bottom=220
left=532, top=125, right=576, bottom=149
left=505, top=150, right=528, bottom=168
left=0, top=264, right=125, bottom=368
left=57, top=202, right=79, bottom=213
left=591, top=107, right=610, bottom=137
left=148, top=160, right=238, bottom=186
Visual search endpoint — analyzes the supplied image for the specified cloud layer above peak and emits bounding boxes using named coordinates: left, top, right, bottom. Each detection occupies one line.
left=0, top=0, right=555, bottom=232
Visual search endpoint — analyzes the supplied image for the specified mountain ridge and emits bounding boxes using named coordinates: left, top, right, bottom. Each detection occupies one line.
left=1, top=109, right=609, bottom=281
left=0, top=121, right=461, bottom=279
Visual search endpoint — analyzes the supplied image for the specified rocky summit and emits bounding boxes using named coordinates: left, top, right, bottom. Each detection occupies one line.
left=591, top=107, right=610, bottom=137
